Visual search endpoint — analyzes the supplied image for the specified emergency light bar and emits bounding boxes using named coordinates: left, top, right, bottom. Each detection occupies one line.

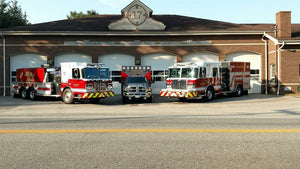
left=122, top=66, right=151, bottom=71
left=87, top=63, right=108, bottom=68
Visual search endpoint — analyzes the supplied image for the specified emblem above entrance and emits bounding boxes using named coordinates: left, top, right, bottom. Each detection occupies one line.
left=108, top=0, right=166, bottom=31
left=127, top=4, right=147, bottom=26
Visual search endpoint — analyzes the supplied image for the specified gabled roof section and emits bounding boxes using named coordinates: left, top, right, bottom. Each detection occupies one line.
left=121, top=0, right=153, bottom=16
left=109, top=0, right=165, bottom=30
left=1, top=15, right=274, bottom=35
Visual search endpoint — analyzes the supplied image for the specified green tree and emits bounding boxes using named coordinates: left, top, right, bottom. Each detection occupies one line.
left=0, top=0, right=28, bottom=28
left=67, top=9, right=99, bottom=19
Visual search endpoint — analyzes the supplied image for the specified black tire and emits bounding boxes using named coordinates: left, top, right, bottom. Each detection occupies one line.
left=204, top=87, right=215, bottom=101
left=13, top=93, right=20, bottom=98
left=21, top=88, right=28, bottom=99
left=62, top=89, right=74, bottom=104
left=147, top=96, right=153, bottom=103
left=29, top=88, right=37, bottom=100
left=91, top=98, right=100, bottom=104
left=235, top=85, right=243, bottom=97
left=122, top=96, right=128, bottom=104
left=178, top=98, right=187, bottom=102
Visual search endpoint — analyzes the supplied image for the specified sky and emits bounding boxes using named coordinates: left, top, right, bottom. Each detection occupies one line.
left=18, top=0, right=300, bottom=24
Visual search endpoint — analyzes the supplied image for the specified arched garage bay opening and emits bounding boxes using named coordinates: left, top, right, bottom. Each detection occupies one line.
left=10, top=53, right=48, bottom=95
left=183, top=52, right=219, bottom=62
left=99, top=54, right=135, bottom=94
left=226, top=52, right=261, bottom=93
left=141, top=53, right=177, bottom=94
left=54, top=53, right=92, bottom=67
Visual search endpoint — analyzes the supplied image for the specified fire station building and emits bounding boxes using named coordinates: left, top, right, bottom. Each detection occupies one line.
left=1, top=0, right=300, bottom=96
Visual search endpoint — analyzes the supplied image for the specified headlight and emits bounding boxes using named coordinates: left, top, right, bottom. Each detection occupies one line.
left=146, top=88, right=152, bottom=92
left=107, top=85, right=113, bottom=91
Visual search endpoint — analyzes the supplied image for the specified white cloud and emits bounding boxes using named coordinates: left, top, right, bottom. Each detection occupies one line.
left=98, top=0, right=132, bottom=8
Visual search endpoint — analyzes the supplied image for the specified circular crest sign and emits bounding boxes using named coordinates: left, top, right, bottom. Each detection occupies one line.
left=128, top=4, right=147, bottom=26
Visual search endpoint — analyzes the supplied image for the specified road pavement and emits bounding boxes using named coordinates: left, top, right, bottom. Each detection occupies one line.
left=1, top=94, right=300, bottom=168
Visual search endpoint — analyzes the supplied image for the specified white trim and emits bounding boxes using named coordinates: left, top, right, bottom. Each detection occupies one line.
left=6, top=42, right=265, bottom=47
left=1, top=31, right=268, bottom=36
left=1, top=33, right=5, bottom=96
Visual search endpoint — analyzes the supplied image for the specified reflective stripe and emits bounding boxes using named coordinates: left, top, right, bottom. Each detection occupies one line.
left=93, top=93, right=99, bottom=98
left=81, top=92, right=115, bottom=99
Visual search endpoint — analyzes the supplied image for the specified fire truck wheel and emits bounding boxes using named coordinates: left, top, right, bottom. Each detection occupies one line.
left=122, top=96, right=128, bottom=104
left=147, top=96, right=153, bottom=103
left=205, top=87, right=215, bottom=101
left=29, top=88, right=36, bottom=100
left=13, top=93, right=20, bottom=98
left=21, top=88, right=28, bottom=99
left=235, top=85, right=243, bottom=97
left=63, top=89, right=74, bottom=104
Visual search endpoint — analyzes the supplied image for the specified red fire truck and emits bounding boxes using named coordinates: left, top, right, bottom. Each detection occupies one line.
left=160, top=62, right=250, bottom=101
left=12, top=62, right=114, bottom=104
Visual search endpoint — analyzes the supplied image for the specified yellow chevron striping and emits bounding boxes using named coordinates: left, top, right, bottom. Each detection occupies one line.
left=93, top=93, right=99, bottom=98
left=89, top=93, right=94, bottom=98
left=82, top=93, right=89, bottom=98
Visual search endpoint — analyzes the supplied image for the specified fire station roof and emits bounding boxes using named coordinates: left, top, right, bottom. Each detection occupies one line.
left=1, top=14, right=274, bottom=33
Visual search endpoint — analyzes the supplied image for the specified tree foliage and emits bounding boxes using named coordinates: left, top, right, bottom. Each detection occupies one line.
left=0, top=0, right=28, bottom=28
left=67, top=9, right=99, bottom=19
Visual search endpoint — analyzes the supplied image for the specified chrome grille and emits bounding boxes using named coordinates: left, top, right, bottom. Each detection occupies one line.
left=172, top=80, right=187, bottom=89
left=94, top=81, right=106, bottom=91
left=128, top=87, right=146, bottom=93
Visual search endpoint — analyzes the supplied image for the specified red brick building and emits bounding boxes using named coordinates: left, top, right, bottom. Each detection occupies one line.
left=1, top=0, right=300, bottom=95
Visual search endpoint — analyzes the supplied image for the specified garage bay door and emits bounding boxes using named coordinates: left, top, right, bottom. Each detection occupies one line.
left=183, top=52, right=219, bottom=62
left=54, top=53, right=92, bottom=67
left=141, top=53, right=177, bottom=94
left=99, top=54, right=135, bottom=94
left=226, top=52, right=261, bottom=93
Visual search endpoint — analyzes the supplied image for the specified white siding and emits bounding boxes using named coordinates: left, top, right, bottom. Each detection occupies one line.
left=54, top=53, right=92, bottom=67
left=141, top=53, right=177, bottom=94
left=99, top=54, right=135, bottom=94
left=183, top=52, right=219, bottom=62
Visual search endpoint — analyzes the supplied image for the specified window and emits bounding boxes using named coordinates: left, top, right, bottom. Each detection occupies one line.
left=72, top=68, right=80, bottom=79
left=250, top=69, right=260, bottom=80
left=153, top=70, right=169, bottom=81
left=199, top=68, right=206, bottom=78
left=111, top=71, right=121, bottom=81
left=213, top=68, right=218, bottom=77
left=299, top=64, right=300, bottom=82
left=169, top=68, right=181, bottom=78
left=270, top=64, right=276, bottom=78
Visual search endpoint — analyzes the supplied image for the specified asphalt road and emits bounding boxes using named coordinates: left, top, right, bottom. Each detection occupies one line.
left=1, top=94, right=300, bottom=169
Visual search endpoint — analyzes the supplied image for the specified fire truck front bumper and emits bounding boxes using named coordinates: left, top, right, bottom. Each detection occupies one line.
left=79, top=91, right=115, bottom=99
left=160, top=89, right=200, bottom=98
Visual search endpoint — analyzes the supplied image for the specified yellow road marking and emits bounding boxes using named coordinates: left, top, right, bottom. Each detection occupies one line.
left=1, top=129, right=300, bottom=134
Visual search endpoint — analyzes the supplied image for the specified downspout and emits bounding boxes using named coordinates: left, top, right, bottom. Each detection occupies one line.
left=262, top=32, right=268, bottom=94
left=277, top=41, right=285, bottom=95
left=1, top=32, right=5, bottom=96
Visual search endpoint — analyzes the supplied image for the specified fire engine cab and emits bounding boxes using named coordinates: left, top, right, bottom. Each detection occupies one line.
left=12, top=62, right=114, bottom=104
left=160, top=62, right=250, bottom=101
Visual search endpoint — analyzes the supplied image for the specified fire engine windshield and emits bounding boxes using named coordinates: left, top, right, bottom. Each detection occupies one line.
left=126, top=77, right=147, bottom=83
left=82, top=68, right=99, bottom=79
left=169, top=68, right=198, bottom=78
left=169, top=68, right=181, bottom=78
left=99, top=68, right=110, bottom=79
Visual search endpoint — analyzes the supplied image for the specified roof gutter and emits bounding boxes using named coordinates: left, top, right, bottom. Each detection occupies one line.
left=277, top=41, right=285, bottom=95
left=262, top=32, right=268, bottom=94
left=1, top=31, right=268, bottom=36
left=265, top=33, right=300, bottom=45
left=1, top=32, right=6, bottom=96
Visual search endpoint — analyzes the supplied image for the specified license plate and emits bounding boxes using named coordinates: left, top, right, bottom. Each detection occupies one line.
left=135, top=95, right=140, bottom=98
